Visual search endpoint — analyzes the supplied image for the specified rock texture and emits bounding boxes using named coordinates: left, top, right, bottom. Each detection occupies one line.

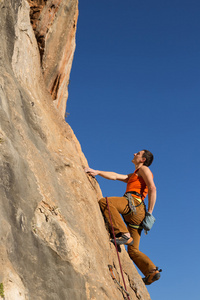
left=0, top=0, right=151, bottom=299
left=27, top=0, right=78, bottom=117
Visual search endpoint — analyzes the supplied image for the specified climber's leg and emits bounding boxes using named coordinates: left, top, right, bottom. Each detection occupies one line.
left=128, top=227, right=156, bottom=276
left=123, top=198, right=156, bottom=276
left=99, top=196, right=129, bottom=235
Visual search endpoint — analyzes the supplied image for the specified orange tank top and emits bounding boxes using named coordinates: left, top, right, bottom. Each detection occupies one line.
left=125, top=169, right=152, bottom=201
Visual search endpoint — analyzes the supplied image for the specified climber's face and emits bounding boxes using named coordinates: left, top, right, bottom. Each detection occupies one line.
left=132, top=151, right=145, bottom=165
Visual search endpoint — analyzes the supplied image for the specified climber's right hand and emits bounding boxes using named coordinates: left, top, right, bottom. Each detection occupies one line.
left=84, top=167, right=99, bottom=177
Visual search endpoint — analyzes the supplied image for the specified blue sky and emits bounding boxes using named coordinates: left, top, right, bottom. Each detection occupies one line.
left=67, top=1, right=200, bottom=299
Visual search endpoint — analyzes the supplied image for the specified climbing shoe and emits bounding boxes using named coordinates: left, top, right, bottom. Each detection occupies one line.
left=142, top=267, right=162, bottom=285
left=111, top=234, right=134, bottom=246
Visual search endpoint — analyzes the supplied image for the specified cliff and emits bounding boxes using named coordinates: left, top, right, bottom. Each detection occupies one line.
left=0, top=1, right=151, bottom=299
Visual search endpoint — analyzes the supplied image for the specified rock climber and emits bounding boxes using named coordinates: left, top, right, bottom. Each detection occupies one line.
left=85, top=150, right=161, bottom=285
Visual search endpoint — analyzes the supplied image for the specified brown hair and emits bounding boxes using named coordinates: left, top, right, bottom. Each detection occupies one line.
left=142, top=150, right=154, bottom=167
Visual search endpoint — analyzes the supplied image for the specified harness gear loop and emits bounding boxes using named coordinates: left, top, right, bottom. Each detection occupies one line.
left=105, top=197, right=131, bottom=300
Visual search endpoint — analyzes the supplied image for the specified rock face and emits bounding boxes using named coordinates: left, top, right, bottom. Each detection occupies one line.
left=0, top=1, right=151, bottom=299
left=27, top=0, right=78, bottom=117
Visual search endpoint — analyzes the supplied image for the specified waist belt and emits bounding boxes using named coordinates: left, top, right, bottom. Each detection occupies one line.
left=126, top=191, right=142, bottom=198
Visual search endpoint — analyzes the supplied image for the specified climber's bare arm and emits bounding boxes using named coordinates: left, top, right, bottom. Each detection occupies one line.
left=138, top=166, right=157, bottom=214
left=85, top=167, right=131, bottom=183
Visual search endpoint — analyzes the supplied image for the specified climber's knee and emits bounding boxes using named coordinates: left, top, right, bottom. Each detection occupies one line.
left=99, top=197, right=107, bottom=210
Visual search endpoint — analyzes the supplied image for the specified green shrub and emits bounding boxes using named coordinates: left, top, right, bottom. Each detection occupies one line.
left=0, top=283, right=4, bottom=298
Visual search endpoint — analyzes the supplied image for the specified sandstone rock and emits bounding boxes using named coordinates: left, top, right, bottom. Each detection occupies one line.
left=0, top=1, right=151, bottom=299
left=27, top=0, right=78, bottom=117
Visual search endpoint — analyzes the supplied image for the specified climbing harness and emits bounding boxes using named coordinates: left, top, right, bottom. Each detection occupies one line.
left=123, top=191, right=144, bottom=215
left=122, top=192, right=145, bottom=233
left=106, top=197, right=131, bottom=300
left=125, top=191, right=142, bottom=198
left=126, top=223, right=143, bottom=230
